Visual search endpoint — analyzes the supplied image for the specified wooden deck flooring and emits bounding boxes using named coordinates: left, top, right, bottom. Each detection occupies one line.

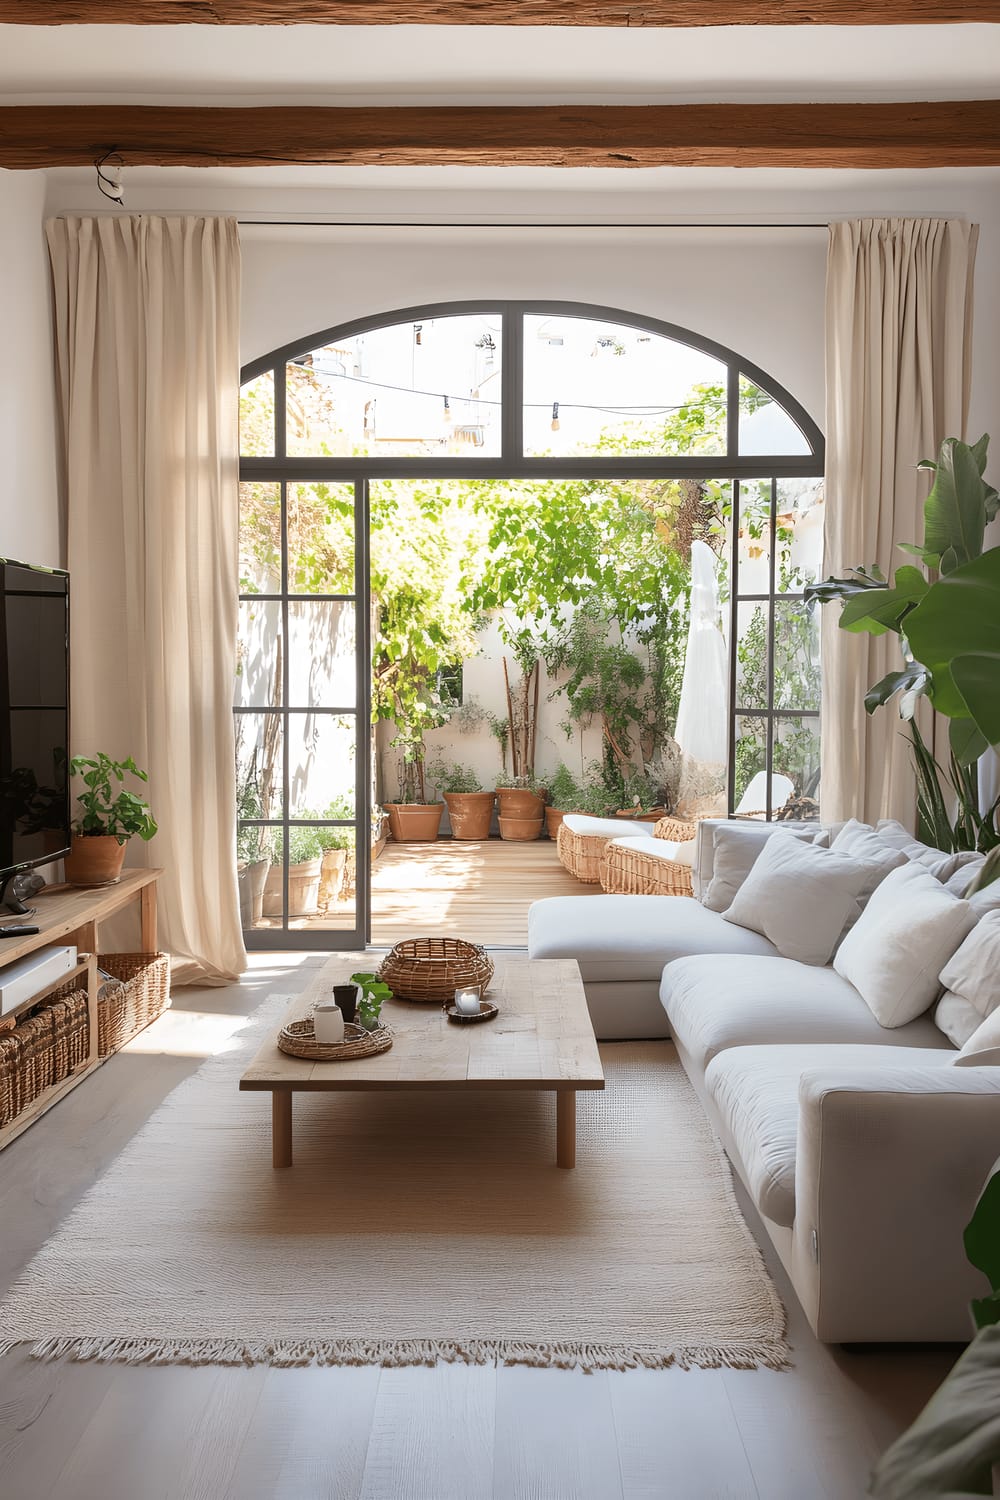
left=370, top=837, right=598, bottom=948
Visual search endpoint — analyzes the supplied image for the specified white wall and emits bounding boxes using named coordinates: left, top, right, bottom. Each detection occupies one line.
left=0, top=170, right=61, bottom=569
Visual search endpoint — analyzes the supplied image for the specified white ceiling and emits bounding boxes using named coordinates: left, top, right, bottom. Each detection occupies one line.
left=2, top=22, right=1000, bottom=106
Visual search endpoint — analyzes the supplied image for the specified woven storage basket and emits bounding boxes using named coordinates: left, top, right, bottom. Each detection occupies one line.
left=652, top=815, right=699, bottom=843
left=95, top=953, right=171, bottom=1055
left=600, top=841, right=694, bottom=898
left=556, top=821, right=611, bottom=884
left=0, top=986, right=89, bottom=1128
left=379, top=937, right=494, bottom=1004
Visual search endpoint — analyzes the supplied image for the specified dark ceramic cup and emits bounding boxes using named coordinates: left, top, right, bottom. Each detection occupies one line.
left=332, top=983, right=358, bottom=1024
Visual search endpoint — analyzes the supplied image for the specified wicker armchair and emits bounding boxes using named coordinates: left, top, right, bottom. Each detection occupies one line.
left=599, top=837, right=694, bottom=897
left=559, top=811, right=700, bottom=885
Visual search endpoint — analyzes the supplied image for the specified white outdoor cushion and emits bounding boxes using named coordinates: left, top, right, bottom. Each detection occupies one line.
left=833, top=863, right=975, bottom=1028
left=934, top=913, right=1000, bottom=1046
left=609, top=834, right=689, bottom=864
left=705, top=1042, right=959, bottom=1228
left=527, top=894, right=777, bottom=986
left=701, top=819, right=824, bottom=914
left=722, top=833, right=907, bottom=966
left=660, top=953, right=947, bottom=1072
left=561, top=814, right=650, bottom=840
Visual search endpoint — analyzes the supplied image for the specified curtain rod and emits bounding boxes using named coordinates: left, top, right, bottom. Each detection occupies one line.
left=235, top=219, right=831, bottom=229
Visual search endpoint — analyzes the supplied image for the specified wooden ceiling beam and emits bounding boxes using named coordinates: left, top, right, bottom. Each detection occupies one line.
left=1, top=0, right=998, bottom=25
left=3, top=102, right=1000, bottom=170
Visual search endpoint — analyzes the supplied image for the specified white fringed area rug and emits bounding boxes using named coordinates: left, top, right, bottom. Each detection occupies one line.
left=0, top=996, right=788, bottom=1372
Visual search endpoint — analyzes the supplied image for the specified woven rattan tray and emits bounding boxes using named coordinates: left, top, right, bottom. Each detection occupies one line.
left=378, top=937, right=494, bottom=1004
left=277, top=1017, right=393, bottom=1061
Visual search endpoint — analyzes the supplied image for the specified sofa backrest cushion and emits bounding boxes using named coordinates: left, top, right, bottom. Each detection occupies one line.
left=934, top=912, right=1000, bottom=1046
left=722, top=833, right=907, bottom=966
left=700, top=819, right=826, bottom=914
left=954, top=999, right=1000, bottom=1066
left=833, top=863, right=975, bottom=1028
left=872, top=819, right=983, bottom=882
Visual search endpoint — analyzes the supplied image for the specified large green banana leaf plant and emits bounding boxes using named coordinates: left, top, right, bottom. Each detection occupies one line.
left=805, top=434, right=1000, bottom=859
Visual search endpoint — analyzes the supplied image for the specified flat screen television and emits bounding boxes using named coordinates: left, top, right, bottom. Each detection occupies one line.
left=0, top=559, right=70, bottom=911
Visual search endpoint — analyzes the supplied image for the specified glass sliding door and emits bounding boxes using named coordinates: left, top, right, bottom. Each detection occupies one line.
left=236, top=477, right=370, bottom=949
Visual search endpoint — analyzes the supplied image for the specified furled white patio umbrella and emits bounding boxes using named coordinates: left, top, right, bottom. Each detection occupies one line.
left=674, top=540, right=729, bottom=818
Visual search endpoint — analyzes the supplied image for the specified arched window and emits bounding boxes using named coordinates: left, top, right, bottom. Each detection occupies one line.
left=237, top=301, right=824, bottom=947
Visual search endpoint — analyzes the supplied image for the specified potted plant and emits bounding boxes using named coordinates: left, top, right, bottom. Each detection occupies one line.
left=63, top=753, right=158, bottom=887
left=495, top=773, right=547, bottom=841
left=383, top=737, right=444, bottom=843
left=427, top=759, right=495, bottom=840
left=350, top=971, right=393, bottom=1031
left=236, top=767, right=271, bottom=926
left=263, top=824, right=325, bottom=917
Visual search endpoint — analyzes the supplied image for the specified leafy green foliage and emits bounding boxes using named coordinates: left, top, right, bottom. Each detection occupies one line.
left=350, top=971, right=392, bottom=1029
left=966, top=1167, right=1000, bottom=1332
left=69, top=753, right=157, bottom=844
left=425, top=759, right=483, bottom=795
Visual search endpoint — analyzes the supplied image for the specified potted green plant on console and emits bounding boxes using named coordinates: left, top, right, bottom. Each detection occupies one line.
left=63, top=752, right=158, bottom=887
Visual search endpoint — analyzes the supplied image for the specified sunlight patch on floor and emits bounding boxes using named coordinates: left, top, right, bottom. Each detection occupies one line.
left=121, top=1009, right=250, bottom=1057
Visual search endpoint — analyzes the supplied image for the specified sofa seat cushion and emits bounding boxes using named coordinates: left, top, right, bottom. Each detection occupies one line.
left=661, top=954, right=950, bottom=1073
left=705, top=1042, right=959, bottom=1227
left=561, top=815, right=650, bottom=841
left=527, top=895, right=778, bottom=986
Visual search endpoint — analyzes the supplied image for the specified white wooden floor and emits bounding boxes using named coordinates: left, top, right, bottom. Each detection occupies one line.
left=0, top=955, right=957, bottom=1500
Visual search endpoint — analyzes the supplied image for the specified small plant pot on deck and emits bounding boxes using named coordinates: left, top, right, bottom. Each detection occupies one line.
left=64, top=833, right=127, bottom=887
left=499, top=815, right=544, bottom=842
left=496, top=788, right=546, bottom=821
left=544, top=807, right=571, bottom=840
left=384, top=802, right=444, bottom=843
left=443, top=791, right=495, bottom=841
left=238, top=857, right=269, bottom=926
left=263, top=858, right=322, bottom=917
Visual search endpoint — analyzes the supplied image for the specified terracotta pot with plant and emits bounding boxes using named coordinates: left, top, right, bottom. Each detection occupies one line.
left=383, top=738, right=444, bottom=843
left=427, top=759, right=495, bottom=841
left=63, top=753, right=158, bottom=887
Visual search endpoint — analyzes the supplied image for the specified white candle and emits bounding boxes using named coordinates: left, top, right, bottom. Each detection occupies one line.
left=454, top=987, right=481, bottom=1015
left=314, top=1000, right=345, bottom=1044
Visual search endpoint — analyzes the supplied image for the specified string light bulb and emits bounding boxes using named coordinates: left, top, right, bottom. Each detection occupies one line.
left=442, top=395, right=452, bottom=425
left=95, top=148, right=125, bottom=204
left=550, top=402, right=560, bottom=432
left=414, top=324, right=423, bottom=346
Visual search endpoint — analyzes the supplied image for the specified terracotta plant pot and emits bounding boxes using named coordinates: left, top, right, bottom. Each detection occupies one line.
left=384, top=802, right=444, bottom=843
left=496, top=788, right=546, bottom=821
left=616, top=806, right=667, bottom=822
left=263, top=858, right=322, bottom=917
left=319, top=848, right=348, bottom=910
left=544, top=806, right=570, bottom=840
left=443, top=791, right=495, bottom=841
left=238, top=857, right=269, bottom=926
left=499, top=815, right=544, bottom=842
left=64, top=833, right=127, bottom=887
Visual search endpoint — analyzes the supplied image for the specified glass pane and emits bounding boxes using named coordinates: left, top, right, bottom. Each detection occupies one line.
left=736, top=479, right=772, bottom=593
left=235, top=712, right=283, bottom=820
left=239, top=482, right=281, bottom=595
left=235, top=600, right=282, bottom=709
left=733, top=715, right=767, bottom=815
left=523, top=314, right=727, bottom=459
left=774, top=715, right=821, bottom=809
left=775, top=477, right=825, bottom=591
left=735, top=602, right=769, bottom=711
left=239, top=371, right=274, bottom=457
left=773, top=599, right=821, bottom=711
left=287, top=712, right=356, bottom=819
left=739, top=375, right=812, bottom=456
left=288, top=602, right=357, bottom=709
left=291, top=827, right=357, bottom=933
left=287, top=483, right=355, bottom=596
left=286, top=314, right=502, bottom=459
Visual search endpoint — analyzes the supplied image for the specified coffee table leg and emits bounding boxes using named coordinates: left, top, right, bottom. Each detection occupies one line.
left=272, top=1090, right=293, bottom=1168
left=556, top=1090, right=576, bottom=1169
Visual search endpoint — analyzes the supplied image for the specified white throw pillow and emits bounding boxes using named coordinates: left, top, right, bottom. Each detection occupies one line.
left=874, top=819, right=978, bottom=881
left=702, top=820, right=824, bottom=914
left=933, top=912, right=1000, bottom=1045
left=954, top=1004, right=1000, bottom=1067
left=833, top=863, right=975, bottom=1028
left=722, top=833, right=907, bottom=966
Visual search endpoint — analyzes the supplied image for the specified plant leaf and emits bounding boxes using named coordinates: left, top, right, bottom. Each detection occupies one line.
left=965, top=845, right=1000, bottom=896
left=838, top=565, right=929, bottom=637
left=922, top=435, right=988, bottom=573
left=906, top=549, right=1000, bottom=747
left=950, top=718, right=990, bottom=766
left=864, top=663, right=928, bottom=715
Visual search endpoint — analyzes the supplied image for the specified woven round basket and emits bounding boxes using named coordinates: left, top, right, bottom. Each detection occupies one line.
left=378, top=937, right=494, bottom=1004
left=277, top=1017, right=393, bottom=1061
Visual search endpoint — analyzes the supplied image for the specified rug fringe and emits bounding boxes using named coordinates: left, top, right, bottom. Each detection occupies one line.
left=15, top=1334, right=791, bottom=1374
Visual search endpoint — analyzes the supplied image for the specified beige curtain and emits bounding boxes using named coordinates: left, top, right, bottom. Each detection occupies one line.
left=822, top=218, right=978, bottom=829
left=46, top=216, right=246, bottom=985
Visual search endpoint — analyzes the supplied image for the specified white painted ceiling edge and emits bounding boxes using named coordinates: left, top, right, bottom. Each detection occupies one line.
left=2, top=22, right=1000, bottom=103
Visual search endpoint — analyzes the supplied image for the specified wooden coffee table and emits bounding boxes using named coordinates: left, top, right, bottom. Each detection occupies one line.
left=240, top=954, right=604, bottom=1170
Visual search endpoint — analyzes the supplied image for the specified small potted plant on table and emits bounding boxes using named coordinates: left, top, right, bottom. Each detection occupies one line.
left=63, top=752, right=158, bottom=887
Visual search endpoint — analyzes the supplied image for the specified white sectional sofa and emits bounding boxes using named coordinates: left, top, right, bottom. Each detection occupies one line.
left=528, top=817, right=1000, bottom=1342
